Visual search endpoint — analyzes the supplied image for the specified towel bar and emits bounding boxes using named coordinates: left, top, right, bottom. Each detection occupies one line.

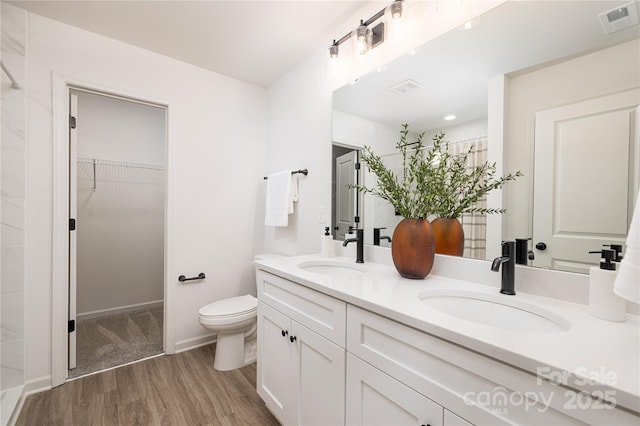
left=263, top=169, right=308, bottom=180
left=178, top=273, right=206, bottom=282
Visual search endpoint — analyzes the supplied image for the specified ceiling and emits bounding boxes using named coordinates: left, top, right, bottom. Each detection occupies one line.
left=333, top=0, right=640, bottom=133
left=7, top=0, right=375, bottom=87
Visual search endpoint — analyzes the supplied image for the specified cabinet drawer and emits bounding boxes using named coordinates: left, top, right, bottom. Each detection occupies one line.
left=257, top=270, right=346, bottom=346
left=347, top=305, right=638, bottom=425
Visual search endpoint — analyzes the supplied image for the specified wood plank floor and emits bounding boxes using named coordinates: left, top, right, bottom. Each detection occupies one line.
left=17, top=344, right=280, bottom=425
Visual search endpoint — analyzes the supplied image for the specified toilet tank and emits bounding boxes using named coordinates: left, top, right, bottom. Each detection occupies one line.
left=253, top=254, right=282, bottom=293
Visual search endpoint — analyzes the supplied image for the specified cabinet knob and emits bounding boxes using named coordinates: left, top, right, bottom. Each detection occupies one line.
left=290, top=335, right=297, bottom=343
left=281, top=330, right=288, bottom=337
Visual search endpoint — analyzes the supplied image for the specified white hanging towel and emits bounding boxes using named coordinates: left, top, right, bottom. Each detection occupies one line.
left=265, top=170, right=294, bottom=227
left=614, top=192, right=640, bottom=303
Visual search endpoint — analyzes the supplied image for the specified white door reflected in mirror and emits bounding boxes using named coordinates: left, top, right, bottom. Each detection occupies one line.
left=334, top=149, right=358, bottom=241
left=533, top=88, right=639, bottom=274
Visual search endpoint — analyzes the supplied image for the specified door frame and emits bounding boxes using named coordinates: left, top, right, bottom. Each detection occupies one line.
left=332, top=142, right=362, bottom=240
left=51, top=73, right=175, bottom=387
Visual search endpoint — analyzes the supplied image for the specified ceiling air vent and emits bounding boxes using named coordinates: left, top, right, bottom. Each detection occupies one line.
left=599, top=1, right=639, bottom=34
left=389, top=79, right=424, bottom=95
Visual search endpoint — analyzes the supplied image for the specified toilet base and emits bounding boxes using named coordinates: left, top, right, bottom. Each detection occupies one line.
left=213, top=333, right=256, bottom=371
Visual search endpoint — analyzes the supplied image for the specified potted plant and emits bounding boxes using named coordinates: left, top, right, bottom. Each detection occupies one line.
left=424, top=132, right=522, bottom=256
left=351, top=124, right=436, bottom=279
left=352, top=124, right=521, bottom=277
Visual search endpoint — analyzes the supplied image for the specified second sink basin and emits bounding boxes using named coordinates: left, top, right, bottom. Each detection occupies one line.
left=419, top=289, right=571, bottom=333
left=298, top=260, right=367, bottom=277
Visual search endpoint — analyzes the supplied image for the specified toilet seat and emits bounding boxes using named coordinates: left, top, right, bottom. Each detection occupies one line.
left=198, top=295, right=257, bottom=326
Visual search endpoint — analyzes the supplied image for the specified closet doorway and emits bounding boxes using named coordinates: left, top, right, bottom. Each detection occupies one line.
left=68, top=89, right=166, bottom=378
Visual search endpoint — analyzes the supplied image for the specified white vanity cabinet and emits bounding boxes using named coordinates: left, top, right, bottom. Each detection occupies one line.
left=255, top=264, right=639, bottom=426
left=256, top=270, right=346, bottom=426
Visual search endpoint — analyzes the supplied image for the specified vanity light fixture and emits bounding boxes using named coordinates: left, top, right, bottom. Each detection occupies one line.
left=444, top=115, right=457, bottom=121
left=328, top=0, right=405, bottom=59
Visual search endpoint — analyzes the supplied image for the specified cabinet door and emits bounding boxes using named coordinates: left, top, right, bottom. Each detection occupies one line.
left=346, top=354, right=443, bottom=426
left=291, top=321, right=346, bottom=426
left=257, top=301, right=292, bottom=425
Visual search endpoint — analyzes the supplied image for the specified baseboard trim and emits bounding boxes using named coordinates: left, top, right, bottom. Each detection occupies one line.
left=77, top=300, right=164, bottom=321
left=174, top=334, right=216, bottom=354
left=23, top=375, right=51, bottom=396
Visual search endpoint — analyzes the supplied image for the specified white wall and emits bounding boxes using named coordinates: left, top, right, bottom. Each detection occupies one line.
left=75, top=91, right=165, bottom=316
left=424, top=118, right=488, bottom=144
left=76, top=91, right=166, bottom=164
left=505, top=39, right=640, bottom=240
left=24, top=13, right=267, bottom=387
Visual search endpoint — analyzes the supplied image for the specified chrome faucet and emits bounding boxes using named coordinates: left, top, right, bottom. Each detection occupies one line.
left=343, top=228, right=364, bottom=263
left=491, top=241, right=515, bottom=295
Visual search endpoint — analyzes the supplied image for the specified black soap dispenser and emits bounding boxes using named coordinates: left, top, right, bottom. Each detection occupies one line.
left=603, top=244, right=624, bottom=262
left=587, top=248, right=626, bottom=321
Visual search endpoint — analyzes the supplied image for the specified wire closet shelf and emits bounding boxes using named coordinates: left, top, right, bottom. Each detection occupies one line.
left=77, top=157, right=165, bottom=190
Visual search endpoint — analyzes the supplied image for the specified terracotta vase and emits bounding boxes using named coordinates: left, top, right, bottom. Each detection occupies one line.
left=431, top=218, right=465, bottom=257
left=391, top=218, right=435, bottom=279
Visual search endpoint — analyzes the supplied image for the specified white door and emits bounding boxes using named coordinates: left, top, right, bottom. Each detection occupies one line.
left=532, top=89, right=639, bottom=273
left=291, top=322, right=345, bottom=426
left=335, top=150, right=358, bottom=240
left=257, top=301, right=292, bottom=425
left=346, top=353, right=443, bottom=426
left=68, top=91, right=78, bottom=370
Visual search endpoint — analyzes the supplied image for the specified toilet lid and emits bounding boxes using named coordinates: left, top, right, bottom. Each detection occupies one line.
left=199, top=295, right=257, bottom=318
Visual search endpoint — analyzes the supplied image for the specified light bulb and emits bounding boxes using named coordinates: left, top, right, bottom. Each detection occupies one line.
left=389, top=1, right=403, bottom=19
left=354, top=21, right=369, bottom=55
left=329, top=42, right=338, bottom=59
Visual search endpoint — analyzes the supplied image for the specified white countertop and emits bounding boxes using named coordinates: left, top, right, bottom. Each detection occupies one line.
left=255, top=254, right=640, bottom=412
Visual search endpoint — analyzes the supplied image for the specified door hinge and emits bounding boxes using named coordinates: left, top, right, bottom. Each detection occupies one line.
left=355, top=162, right=361, bottom=170
left=68, top=319, right=75, bottom=333
left=69, top=218, right=76, bottom=231
left=69, top=115, right=77, bottom=129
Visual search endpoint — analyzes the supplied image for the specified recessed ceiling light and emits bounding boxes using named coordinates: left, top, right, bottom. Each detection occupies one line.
left=444, top=115, right=457, bottom=121
left=461, top=19, right=479, bottom=30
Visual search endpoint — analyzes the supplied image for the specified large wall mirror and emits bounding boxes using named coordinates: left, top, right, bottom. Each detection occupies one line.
left=332, top=0, right=640, bottom=274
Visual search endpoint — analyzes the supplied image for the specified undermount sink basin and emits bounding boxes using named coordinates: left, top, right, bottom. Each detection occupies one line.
left=298, top=260, right=367, bottom=276
left=419, top=289, right=570, bottom=333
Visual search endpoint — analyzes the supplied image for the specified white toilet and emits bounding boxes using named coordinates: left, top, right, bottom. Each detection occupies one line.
left=198, top=254, right=278, bottom=371
left=198, top=294, right=258, bottom=371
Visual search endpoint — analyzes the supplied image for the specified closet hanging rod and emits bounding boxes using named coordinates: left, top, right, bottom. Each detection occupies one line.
left=0, top=61, right=21, bottom=90
left=77, top=157, right=165, bottom=171
left=263, top=169, right=308, bottom=180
